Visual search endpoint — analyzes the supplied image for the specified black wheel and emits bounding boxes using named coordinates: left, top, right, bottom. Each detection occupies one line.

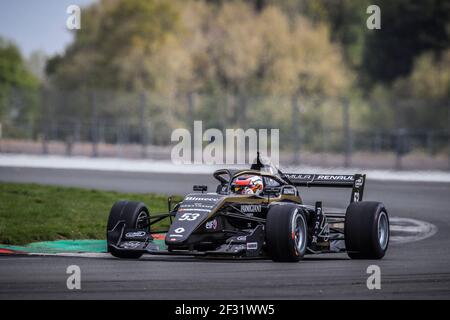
left=266, top=204, right=307, bottom=262
left=345, top=201, right=389, bottom=259
left=106, top=201, right=150, bottom=259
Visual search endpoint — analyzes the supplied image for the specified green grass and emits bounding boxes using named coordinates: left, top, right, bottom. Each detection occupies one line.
left=0, top=182, right=179, bottom=245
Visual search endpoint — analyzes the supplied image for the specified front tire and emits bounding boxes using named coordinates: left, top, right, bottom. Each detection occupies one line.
left=266, top=204, right=307, bottom=262
left=345, top=201, right=389, bottom=259
left=106, top=201, right=150, bottom=259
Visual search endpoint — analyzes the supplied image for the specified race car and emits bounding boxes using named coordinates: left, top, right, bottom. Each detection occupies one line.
left=106, top=154, right=389, bottom=262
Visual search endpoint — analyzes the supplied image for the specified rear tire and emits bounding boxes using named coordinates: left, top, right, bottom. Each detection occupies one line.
left=266, top=204, right=307, bottom=262
left=106, top=201, right=150, bottom=259
left=345, top=201, right=389, bottom=259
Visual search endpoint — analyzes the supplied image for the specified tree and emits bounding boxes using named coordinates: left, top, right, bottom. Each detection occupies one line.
left=0, top=38, right=39, bottom=135
left=361, top=0, right=450, bottom=86
left=48, top=0, right=181, bottom=91
left=259, top=0, right=370, bottom=70
left=45, top=0, right=353, bottom=137
left=25, top=50, right=47, bottom=82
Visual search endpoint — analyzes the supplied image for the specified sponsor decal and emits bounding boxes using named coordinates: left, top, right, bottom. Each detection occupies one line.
left=120, top=241, right=142, bottom=249
left=286, top=174, right=354, bottom=182
left=184, top=196, right=219, bottom=202
left=240, top=204, right=261, bottom=213
left=179, top=208, right=210, bottom=212
left=125, top=231, right=146, bottom=238
left=205, top=219, right=218, bottom=230
left=246, top=242, right=258, bottom=250
left=181, top=202, right=215, bottom=209
left=168, top=234, right=183, bottom=238
left=311, top=205, right=329, bottom=244
left=237, top=236, right=247, bottom=241
left=195, top=203, right=215, bottom=207
left=282, top=187, right=296, bottom=195
left=316, top=175, right=354, bottom=181
left=284, top=174, right=312, bottom=180
left=355, top=177, right=364, bottom=188
left=174, top=227, right=185, bottom=234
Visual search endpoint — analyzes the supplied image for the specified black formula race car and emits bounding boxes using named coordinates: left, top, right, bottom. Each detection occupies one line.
left=106, top=155, right=389, bottom=262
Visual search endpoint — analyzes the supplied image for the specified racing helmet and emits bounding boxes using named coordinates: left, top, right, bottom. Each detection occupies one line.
left=232, top=175, right=263, bottom=195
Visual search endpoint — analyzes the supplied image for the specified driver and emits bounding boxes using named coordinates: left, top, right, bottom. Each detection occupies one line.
left=231, top=175, right=263, bottom=195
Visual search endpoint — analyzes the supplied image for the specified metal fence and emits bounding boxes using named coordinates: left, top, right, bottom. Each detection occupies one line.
left=0, top=87, right=449, bottom=170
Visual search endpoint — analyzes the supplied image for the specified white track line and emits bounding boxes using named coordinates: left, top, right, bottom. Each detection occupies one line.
left=389, top=217, right=438, bottom=244
left=1, top=153, right=450, bottom=183
left=7, top=217, right=436, bottom=258
left=27, top=252, right=110, bottom=258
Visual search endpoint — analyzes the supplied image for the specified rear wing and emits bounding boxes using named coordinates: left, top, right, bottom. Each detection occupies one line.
left=281, top=173, right=366, bottom=203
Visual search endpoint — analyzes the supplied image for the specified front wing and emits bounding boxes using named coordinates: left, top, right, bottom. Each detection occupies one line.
left=108, top=222, right=265, bottom=258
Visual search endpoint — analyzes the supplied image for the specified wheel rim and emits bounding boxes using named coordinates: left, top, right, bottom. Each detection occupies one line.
left=377, top=211, right=389, bottom=250
left=136, top=210, right=149, bottom=231
left=292, top=210, right=306, bottom=255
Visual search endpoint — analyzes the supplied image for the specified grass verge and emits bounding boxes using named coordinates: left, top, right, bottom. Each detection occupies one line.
left=0, top=182, right=178, bottom=245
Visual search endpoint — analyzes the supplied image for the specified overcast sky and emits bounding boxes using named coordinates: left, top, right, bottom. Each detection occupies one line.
left=0, top=0, right=96, bottom=58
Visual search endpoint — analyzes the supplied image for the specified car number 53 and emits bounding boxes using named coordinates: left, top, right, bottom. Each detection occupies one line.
left=179, top=213, right=200, bottom=221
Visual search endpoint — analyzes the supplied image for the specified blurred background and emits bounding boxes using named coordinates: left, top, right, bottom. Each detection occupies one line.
left=0, top=0, right=449, bottom=170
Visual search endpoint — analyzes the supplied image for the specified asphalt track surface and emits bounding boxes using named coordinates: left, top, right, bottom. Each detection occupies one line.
left=1, top=166, right=450, bottom=299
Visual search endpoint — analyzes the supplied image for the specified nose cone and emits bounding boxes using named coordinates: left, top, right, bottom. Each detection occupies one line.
left=164, top=193, right=225, bottom=246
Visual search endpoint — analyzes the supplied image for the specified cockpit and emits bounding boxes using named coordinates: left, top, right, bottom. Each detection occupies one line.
left=213, top=153, right=286, bottom=196
left=230, top=174, right=264, bottom=195
left=213, top=169, right=283, bottom=196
